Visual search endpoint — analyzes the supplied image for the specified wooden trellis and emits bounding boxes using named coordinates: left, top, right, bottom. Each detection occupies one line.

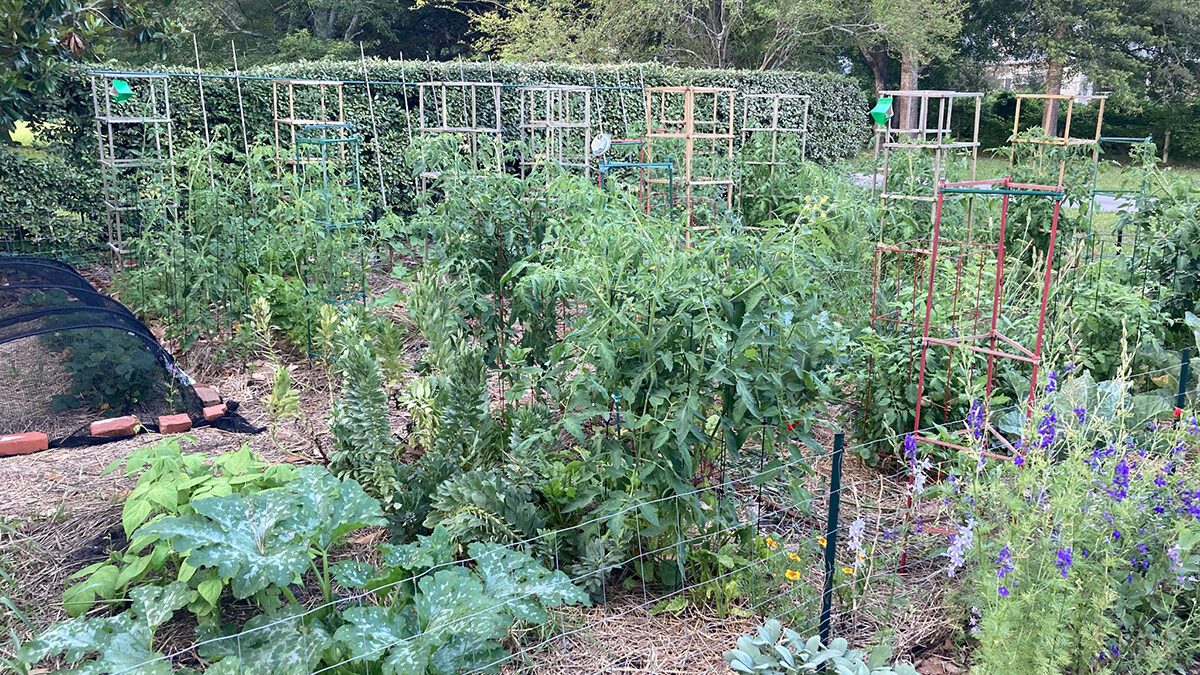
left=416, top=80, right=504, bottom=180
left=873, top=90, right=982, bottom=211
left=518, top=85, right=592, bottom=178
left=740, top=92, right=810, bottom=167
left=644, top=86, right=736, bottom=241
left=1010, top=93, right=1107, bottom=186
left=272, top=79, right=346, bottom=175
left=90, top=73, right=177, bottom=262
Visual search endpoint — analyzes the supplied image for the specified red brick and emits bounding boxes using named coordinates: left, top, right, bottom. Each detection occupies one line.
left=0, top=432, right=49, bottom=456
left=193, top=385, right=222, bottom=407
left=157, top=414, right=192, bottom=434
left=90, top=416, right=139, bottom=438
left=202, top=404, right=228, bottom=422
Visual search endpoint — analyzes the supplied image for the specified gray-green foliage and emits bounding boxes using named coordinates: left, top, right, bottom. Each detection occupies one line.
left=724, top=619, right=919, bottom=675
left=329, top=321, right=401, bottom=510
left=19, top=582, right=190, bottom=675
left=334, top=540, right=588, bottom=675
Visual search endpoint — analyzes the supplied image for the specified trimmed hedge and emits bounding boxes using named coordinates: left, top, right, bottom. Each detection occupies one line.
left=0, top=145, right=102, bottom=256
left=52, top=60, right=867, bottom=178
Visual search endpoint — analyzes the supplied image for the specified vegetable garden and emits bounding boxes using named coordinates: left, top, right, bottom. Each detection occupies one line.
left=2, top=60, right=1200, bottom=674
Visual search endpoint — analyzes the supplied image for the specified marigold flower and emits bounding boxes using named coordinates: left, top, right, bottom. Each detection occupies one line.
left=765, top=536, right=778, bottom=550
left=787, top=552, right=801, bottom=562
left=785, top=569, right=801, bottom=581
left=816, top=536, right=827, bottom=547
left=842, top=566, right=854, bottom=575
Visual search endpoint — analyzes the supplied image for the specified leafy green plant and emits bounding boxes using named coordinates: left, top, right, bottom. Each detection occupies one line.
left=724, top=619, right=918, bottom=674
left=954, top=370, right=1200, bottom=674
left=63, top=440, right=295, bottom=618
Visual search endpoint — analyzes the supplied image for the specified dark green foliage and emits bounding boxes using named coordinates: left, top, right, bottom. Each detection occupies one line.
left=0, top=145, right=101, bottom=256
left=39, top=61, right=867, bottom=203
left=41, top=329, right=174, bottom=415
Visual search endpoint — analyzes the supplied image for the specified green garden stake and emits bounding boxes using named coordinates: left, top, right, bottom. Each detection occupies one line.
left=819, top=432, right=845, bottom=649
left=870, top=97, right=893, bottom=126
left=110, top=79, right=134, bottom=104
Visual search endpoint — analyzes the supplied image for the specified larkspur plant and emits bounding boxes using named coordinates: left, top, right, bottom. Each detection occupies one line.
left=957, top=366, right=1200, bottom=674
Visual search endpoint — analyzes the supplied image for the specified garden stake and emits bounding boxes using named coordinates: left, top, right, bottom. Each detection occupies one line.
left=819, top=432, right=845, bottom=650
left=1179, top=348, right=1192, bottom=414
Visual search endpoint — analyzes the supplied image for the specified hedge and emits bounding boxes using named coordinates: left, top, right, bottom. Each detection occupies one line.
left=32, top=60, right=868, bottom=195
left=0, top=145, right=102, bottom=256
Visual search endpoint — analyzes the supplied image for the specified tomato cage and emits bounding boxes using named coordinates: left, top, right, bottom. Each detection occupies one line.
left=906, top=177, right=1066, bottom=459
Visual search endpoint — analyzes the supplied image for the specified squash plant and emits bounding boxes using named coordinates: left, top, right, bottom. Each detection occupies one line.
left=63, top=440, right=296, bottom=618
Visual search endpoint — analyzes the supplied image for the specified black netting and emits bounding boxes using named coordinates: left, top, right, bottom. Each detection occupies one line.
left=0, top=257, right=95, bottom=290
left=1, top=257, right=206, bottom=441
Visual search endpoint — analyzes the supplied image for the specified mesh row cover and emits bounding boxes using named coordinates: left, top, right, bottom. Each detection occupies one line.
left=0, top=256, right=203, bottom=441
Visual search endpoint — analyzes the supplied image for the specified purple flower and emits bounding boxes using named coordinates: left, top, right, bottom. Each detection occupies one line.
left=1038, top=411, right=1058, bottom=450
left=1055, top=547, right=1073, bottom=578
left=1073, top=406, right=1086, bottom=424
left=1065, top=363, right=1076, bottom=372
left=1108, top=459, right=1130, bottom=502
left=1013, top=454, right=1025, bottom=468
left=996, top=545, right=1015, bottom=582
left=1113, top=529, right=1121, bottom=541
left=945, top=518, right=975, bottom=577
left=967, top=398, right=985, bottom=440
left=903, top=433, right=917, bottom=464
left=998, top=585, right=1010, bottom=597
left=1189, top=415, right=1198, bottom=436
left=1045, top=371, right=1058, bottom=393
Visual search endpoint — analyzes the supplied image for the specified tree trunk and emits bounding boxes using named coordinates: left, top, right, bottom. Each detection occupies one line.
left=898, top=49, right=920, bottom=135
left=1041, top=23, right=1069, bottom=136
left=862, top=47, right=888, bottom=97
left=1042, top=57, right=1064, bottom=136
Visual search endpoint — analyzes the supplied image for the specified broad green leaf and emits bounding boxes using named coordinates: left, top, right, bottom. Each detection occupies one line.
left=468, top=542, right=590, bottom=624
left=123, top=498, right=154, bottom=536
left=130, top=581, right=191, bottom=628
left=139, top=491, right=311, bottom=599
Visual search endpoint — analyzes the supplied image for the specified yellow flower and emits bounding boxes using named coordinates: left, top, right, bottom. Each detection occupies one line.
left=816, top=536, right=827, bottom=547
left=765, top=536, right=778, bottom=551
left=842, top=566, right=854, bottom=575
left=785, top=569, right=801, bottom=581
left=787, top=552, right=801, bottom=562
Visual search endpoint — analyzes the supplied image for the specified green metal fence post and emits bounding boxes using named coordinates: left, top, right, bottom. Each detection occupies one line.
left=819, top=432, right=845, bottom=648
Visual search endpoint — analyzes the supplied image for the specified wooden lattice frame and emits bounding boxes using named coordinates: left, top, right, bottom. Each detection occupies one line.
left=272, top=79, right=346, bottom=174
left=644, top=86, right=736, bottom=240
left=416, top=81, right=503, bottom=176
left=91, top=73, right=177, bottom=262
left=740, top=93, right=810, bottom=167
left=874, top=90, right=982, bottom=207
left=1010, top=93, right=1107, bottom=186
left=518, top=85, right=592, bottom=178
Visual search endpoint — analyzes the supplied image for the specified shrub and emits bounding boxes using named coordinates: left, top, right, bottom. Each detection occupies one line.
left=0, top=145, right=101, bottom=256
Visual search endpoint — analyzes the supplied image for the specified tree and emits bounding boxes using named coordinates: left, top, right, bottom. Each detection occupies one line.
left=852, top=0, right=964, bottom=126
left=0, top=0, right=175, bottom=143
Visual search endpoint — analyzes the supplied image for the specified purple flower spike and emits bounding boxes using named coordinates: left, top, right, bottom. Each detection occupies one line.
left=1055, top=547, right=1073, bottom=578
